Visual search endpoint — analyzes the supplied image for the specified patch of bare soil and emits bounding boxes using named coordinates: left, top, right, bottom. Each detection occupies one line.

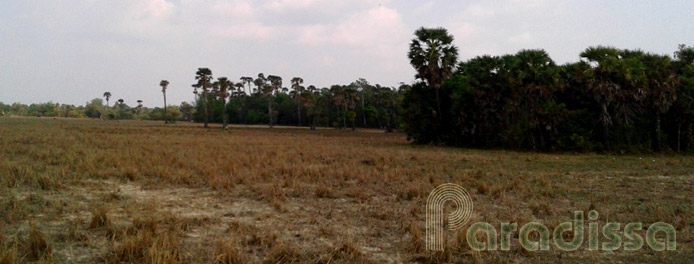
left=66, top=180, right=406, bottom=263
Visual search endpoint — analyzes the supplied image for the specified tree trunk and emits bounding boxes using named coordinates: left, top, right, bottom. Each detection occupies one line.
left=601, top=104, right=609, bottom=150
left=203, top=91, right=209, bottom=128
left=311, top=113, right=316, bottom=130
left=163, top=91, right=168, bottom=124
left=342, top=107, right=347, bottom=129
left=434, top=86, right=442, bottom=118
left=222, top=97, right=228, bottom=130
left=268, top=96, right=273, bottom=128
left=362, top=92, right=366, bottom=127
left=655, top=113, right=661, bottom=152
left=678, top=121, right=682, bottom=153
left=377, top=111, right=382, bottom=129
left=385, top=109, right=393, bottom=133
left=297, top=98, right=301, bottom=126
left=539, top=129, right=545, bottom=151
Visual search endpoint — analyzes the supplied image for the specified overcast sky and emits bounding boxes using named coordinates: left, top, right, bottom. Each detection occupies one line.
left=1, top=0, right=693, bottom=107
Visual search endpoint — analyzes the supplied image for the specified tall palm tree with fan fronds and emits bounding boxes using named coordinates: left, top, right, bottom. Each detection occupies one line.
left=213, top=77, right=232, bottom=130
left=408, top=27, right=459, bottom=117
left=194, top=68, right=213, bottom=128
left=160, top=80, right=170, bottom=124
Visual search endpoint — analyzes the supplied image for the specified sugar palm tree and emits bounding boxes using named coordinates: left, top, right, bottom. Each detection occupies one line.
left=291, top=77, right=304, bottom=126
left=673, top=44, right=694, bottom=152
left=136, top=100, right=143, bottom=116
left=240, top=76, right=254, bottom=95
left=195, top=68, right=213, bottom=128
left=266, top=75, right=282, bottom=128
left=214, top=77, right=232, bottom=130
left=331, top=85, right=358, bottom=129
left=254, top=73, right=266, bottom=95
left=512, top=49, right=560, bottom=149
left=160, top=80, right=170, bottom=124
left=301, top=88, right=317, bottom=130
left=353, top=78, right=370, bottom=127
left=408, top=27, right=459, bottom=116
left=103, top=92, right=112, bottom=107
left=642, top=53, right=678, bottom=151
left=581, top=46, right=646, bottom=149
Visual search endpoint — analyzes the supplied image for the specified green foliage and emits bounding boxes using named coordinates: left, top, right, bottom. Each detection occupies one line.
left=402, top=38, right=694, bottom=153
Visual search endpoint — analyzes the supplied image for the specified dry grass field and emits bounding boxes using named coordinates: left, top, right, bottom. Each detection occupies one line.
left=0, top=117, right=692, bottom=263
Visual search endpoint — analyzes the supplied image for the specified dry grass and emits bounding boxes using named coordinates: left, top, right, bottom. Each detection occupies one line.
left=0, top=117, right=693, bottom=263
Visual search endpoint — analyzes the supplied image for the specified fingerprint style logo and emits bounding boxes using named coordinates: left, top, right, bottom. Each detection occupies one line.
left=426, top=183, right=474, bottom=251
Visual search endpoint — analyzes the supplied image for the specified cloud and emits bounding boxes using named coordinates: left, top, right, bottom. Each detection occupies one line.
left=463, top=4, right=495, bottom=18
left=207, top=22, right=277, bottom=41
left=508, top=32, right=533, bottom=44
left=264, top=0, right=319, bottom=11
left=296, top=6, right=407, bottom=59
left=211, top=0, right=256, bottom=20
left=117, top=0, right=176, bottom=40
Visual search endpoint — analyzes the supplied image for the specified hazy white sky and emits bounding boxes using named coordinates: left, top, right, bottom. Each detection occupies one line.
left=1, top=0, right=693, bottom=107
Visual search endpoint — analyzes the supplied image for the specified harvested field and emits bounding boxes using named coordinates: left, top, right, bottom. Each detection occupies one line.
left=0, top=117, right=692, bottom=263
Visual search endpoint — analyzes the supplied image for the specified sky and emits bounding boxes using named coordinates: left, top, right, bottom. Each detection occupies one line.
left=1, top=0, right=693, bottom=107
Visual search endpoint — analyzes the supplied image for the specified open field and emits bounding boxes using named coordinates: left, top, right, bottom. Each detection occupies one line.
left=0, top=117, right=692, bottom=263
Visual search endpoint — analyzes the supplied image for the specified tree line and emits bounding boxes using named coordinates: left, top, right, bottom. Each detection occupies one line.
left=403, top=27, right=694, bottom=153
left=0, top=97, right=193, bottom=122
left=0, top=72, right=405, bottom=132
left=188, top=68, right=403, bottom=131
left=3, top=26, right=693, bottom=153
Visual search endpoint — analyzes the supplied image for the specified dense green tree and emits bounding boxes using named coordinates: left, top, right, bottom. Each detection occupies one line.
left=84, top=98, right=104, bottom=118
left=672, top=45, right=694, bottom=151
left=642, top=53, right=678, bottom=151
left=266, top=75, right=282, bottom=128
left=580, top=46, right=625, bottom=149
left=213, top=77, right=232, bottom=129
left=195, top=68, right=213, bottom=128
left=291, top=77, right=304, bottom=126
left=408, top=27, right=458, bottom=116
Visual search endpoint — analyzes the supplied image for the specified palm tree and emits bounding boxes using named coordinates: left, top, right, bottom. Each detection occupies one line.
left=103, top=92, right=112, bottom=107
left=192, top=85, right=200, bottom=105
left=254, top=73, right=266, bottom=95
left=642, top=53, right=678, bottom=151
left=266, top=75, right=282, bottom=128
left=160, top=80, right=170, bottom=124
left=331, top=85, right=358, bottom=129
left=136, top=100, right=143, bottom=116
left=240, top=76, right=254, bottom=95
left=673, top=44, right=694, bottom=152
left=408, top=27, right=459, bottom=116
left=195, top=68, right=213, bottom=128
left=291, top=77, right=304, bottom=126
left=512, top=49, right=560, bottom=149
left=581, top=46, right=646, bottom=149
left=234, top=82, right=244, bottom=97
left=301, top=87, right=317, bottom=130
left=214, top=77, right=232, bottom=130
left=580, top=47, right=621, bottom=149
left=353, top=78, right=370, bottom=127
left=117, top=99, right=124, bottom=108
